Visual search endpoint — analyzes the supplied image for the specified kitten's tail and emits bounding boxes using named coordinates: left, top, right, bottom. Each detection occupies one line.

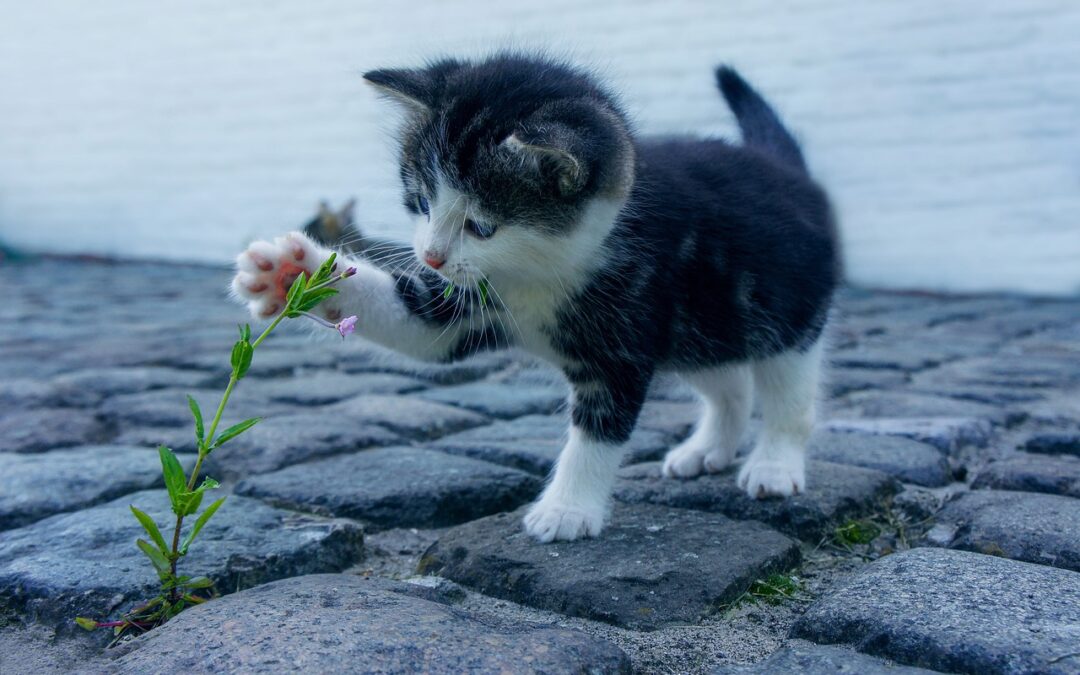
left=715, top=66, right=807, bottom=174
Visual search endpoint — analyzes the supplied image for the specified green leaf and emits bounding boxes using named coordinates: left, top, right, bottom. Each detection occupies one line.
left=230, top=339, right=244, bottom=370
left=442, top=282, right=455, bottom=300
left=230, top=339, right=254, bottom=379
left=165, top=600, right=185, bottom=619
left=210, top=417, right=261, bottom=450
left=284, top=272, right=308, bottom=312
left=75, top=617, right=99, bottom=631
left=181, top=489, right=203, bottom=517
left=240, top=343, right=254, bottom=378
left=238, top=323, right=252, bottom=342
left=294, top=287, right=339, bottom=313
left=183, top=576, right=214, bottom=589
left=186, top=395, right=205, bottom=445
left=137, top=538, right=172, bottom=581
left=311, top=252, right=337, bottom=285
left=178, top=477, right=220, bottom=516
left=478, top=279, right=490, bottom=306
left=179, top=497, right=226, bottom=555
left=158, top=446, right=187, bottom=515
left=130, top=505, right=169, bottom=555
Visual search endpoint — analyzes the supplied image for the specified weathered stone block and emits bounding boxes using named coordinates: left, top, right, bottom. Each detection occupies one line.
left=615, top=461, right=898, bottom=541
left=236, top=447, right=540, bottom=530
left=421, top=503, right=800, bottom=630
left=792, top=548, right=1080, bottom=674
left=106, top=574, right=631, bottom=674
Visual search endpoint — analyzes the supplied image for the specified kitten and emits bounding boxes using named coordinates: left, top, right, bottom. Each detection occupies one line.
left=232, top=53, right=840, bottom=542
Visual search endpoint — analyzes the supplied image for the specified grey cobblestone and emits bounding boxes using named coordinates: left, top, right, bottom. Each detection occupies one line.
left=1023, top=430, right=1080, bottom=457
left=415, top=379, right=567, bottom=419
left=421, top=503, right=800, bottom=630
left=808, top=430, right=952, bottom=487
left=202, top=413, right=403, bottom=478
left=256, top=371, right=427, bottom=405
left=106, top=574, right=631, bottom=674
left=792, top=548, right=1080, bottom=674
left=48, top=367, right=214, bottom=408
left=714, top=642, right=940, bottom=674
left=98, top=388, right=292, bottom=429
left=831, top=390, right=1017, bottom=427
left=0, top=446, right=188, bottom=531
left=614, top=461, right=898, bottom=541
left=430, top=413, right=674, bottom=475
left=0, top=408, right=109, bottom=453
left=824, top=417, right=994, bottom=454
left=235, top=447, right=541, bottom=530
left=929, top=490, right=1080, bottom=571
left=972, top=453, right=1080, bottom=498
left=326, top=394, right=490, bottom=439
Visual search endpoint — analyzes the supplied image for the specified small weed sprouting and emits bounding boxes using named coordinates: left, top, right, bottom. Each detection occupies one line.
left=833, top=519, right=883, bottom=548
left=76, top=254, right=357, bottom=644
left=722, top=572, right=804, bottom=615
left=747, top=573, right=802, bottom=604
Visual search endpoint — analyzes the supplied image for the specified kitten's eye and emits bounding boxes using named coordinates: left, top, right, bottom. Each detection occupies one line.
left=465, top=218, right=496, bottom=239
left=416, top=196, right=430, bottom=217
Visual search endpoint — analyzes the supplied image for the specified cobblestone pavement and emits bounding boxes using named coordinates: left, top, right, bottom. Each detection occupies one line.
left=2, top=258, right=1080, bottom=674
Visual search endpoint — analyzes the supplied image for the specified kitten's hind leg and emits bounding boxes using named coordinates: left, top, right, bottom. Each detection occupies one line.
left=739, top=340, right=823, bottom=498
left=662, top=366, right=752, bottom=478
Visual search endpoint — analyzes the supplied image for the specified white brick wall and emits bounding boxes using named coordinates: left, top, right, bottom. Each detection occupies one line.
left=1, top=0, right=1078, bottom=294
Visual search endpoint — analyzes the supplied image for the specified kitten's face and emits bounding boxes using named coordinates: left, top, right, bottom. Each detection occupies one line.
left=365, top=54, right=634, bottom=289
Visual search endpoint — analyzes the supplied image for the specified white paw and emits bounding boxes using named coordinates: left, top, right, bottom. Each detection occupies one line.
left=703, top=449, right=735, bottom=474
left=231, top=232, right=330, bottom=319
left=523, top=498, right=605, bottom=543
left=662, top=441, right=707, bottom=478
left=737, top=454, right=805, bottom=499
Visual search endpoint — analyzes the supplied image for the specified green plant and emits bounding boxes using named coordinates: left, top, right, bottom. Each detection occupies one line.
left=722, top=572, right=804, bottom=615
left=833, top=519, right=882, bottom=548
left=76, top=254, right=356, bottom=641
left=746, top=573, right=802, bottom=604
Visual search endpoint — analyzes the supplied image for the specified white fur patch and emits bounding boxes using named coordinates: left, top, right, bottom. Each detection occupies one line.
left=737, top=340, right=824, bottom=498
left=663, top=365, right=753, bottom=478
left=524, top=426, right=624, bottom=542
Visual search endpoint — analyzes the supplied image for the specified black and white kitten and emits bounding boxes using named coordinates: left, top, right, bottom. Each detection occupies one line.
left=233, top=53, right=840, bottom=542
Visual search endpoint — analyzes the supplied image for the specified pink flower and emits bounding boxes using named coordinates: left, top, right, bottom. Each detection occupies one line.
left=336, top=315, right=358, bottom=339
left=343, top=267, right=357, bottom=278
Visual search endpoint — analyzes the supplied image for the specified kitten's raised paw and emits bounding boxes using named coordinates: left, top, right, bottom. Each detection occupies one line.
left=232, top=232, right=325, bottom=318
left=523, top=499, right=604, bottom=543
left=737, top=455, right=805, bottom=499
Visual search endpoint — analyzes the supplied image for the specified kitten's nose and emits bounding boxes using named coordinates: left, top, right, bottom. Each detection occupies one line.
left=424, top=252, right=445, bottom=270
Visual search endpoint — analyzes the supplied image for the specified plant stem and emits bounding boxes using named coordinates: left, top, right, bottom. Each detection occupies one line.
left=165, top=311, right=286, bottom=596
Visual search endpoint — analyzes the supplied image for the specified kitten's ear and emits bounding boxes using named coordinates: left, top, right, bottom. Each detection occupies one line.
left=363, top=68, right=432, bottom=113
left=339, top=198, right=357, bottom=224
left=502, top=128, right=588, bottom=197
left=317, top=200, right=340, bottom=236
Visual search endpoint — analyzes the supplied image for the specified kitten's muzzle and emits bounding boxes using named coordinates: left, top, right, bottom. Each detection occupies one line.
left=424, top=251, right=446, bottom=270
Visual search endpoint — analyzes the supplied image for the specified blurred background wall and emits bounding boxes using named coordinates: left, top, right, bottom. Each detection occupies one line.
left=0, top=0, right=1077, bottom=294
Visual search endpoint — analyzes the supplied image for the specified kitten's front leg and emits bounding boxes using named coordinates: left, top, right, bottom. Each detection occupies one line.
left=231, top=231, right=476, bottom=362
left=524, top=376, right=648, bottom=542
